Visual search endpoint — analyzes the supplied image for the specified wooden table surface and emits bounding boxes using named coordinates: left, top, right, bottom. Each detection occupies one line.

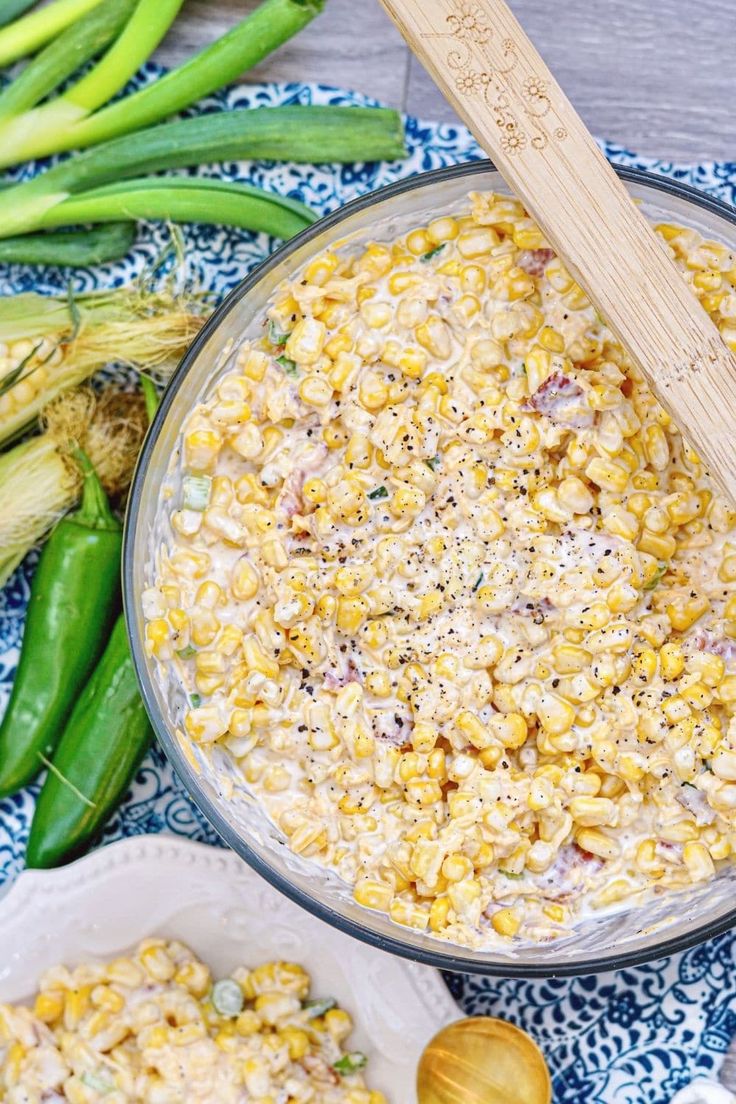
left=159, top=0, right=736, bottom=163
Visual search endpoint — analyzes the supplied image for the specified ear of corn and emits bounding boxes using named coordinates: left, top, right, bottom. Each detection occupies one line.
left=0, top=282, right=206, bottom=446
left=0, top=386, right=148, bottom=585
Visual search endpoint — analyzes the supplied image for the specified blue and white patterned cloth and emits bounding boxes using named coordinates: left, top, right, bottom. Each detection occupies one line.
left=3, top=71, right=736, bottom=1104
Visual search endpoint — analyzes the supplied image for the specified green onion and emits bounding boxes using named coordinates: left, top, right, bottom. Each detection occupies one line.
left=268, top=320, right=291, bottom=345
left=0, top=0, right=324, bottom=165
left=276, top=355, right=299, bottom=377
left=34, top=179, right=315, bottom=240
left=0, top=0, right=136, bottom=121
left=0, top=0, right=104, bottom=65
left=0, top=106, right=402, bottom=239
left=182, top=474, right=212, bottom=511
left=421, top=243, right=445, bottom=262
left=425, top=455, right=440, bottom=470
left=0, top=0, right=38, bottom=29
left=500, top=870, right=523, bottom=879
left=0, top=224, right=136, bottom=266
left=368, top=485, right=388, bottom=500
left=176, top=644, right=196, bottom=659
left=472, top=573, right=483, bottom=591
left=0, top=0, right=182, bottom=161
left=304, top=997, right=336, bottom=1017
left=644, top=562, right=668, bottom=591
left=333, top=1052, right=367, bottom=1075
left=189, top=693, right=201, bottom=708
left=211, top=979, right=244, bottom=1017
left=80, top=1072, right=114, bottom=1094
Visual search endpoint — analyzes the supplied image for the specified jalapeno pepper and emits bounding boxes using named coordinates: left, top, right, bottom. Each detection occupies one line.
left=26, top=615, right=153, bottom=868
left=0, top=452, right=122, bottom=797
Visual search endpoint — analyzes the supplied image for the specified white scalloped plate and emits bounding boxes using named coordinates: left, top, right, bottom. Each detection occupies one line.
left=0, top=835, right=459, bottom=1100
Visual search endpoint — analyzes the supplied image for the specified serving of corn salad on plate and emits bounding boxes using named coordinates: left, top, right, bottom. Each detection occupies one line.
left=0, top=836, right=457, bottom=1102
left=142, top=185, right=736, bottom=953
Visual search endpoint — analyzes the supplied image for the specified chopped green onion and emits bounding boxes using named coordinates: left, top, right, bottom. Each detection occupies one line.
left=333, top=1052, right=368, bottom=1075
left=268, top=319, right=291, bottom=345
left=421, top=243, right=445, bottom=262
left=189, top=693, right=202, bottom=708
left=182, top=474, right=211, bottom=511
left=643, top=562, right=668, bottom=591
left=304, top=996, right=337, bottom=1017
left=211, top=978, right=244, bottom=1017
left=276, top=355, right=299, bottom=377
left=425, top=455, right=440, bottom=470
left=176, top=645, right=196, bottom=660
left=81, top=1072, right=114, bottom=1094
left=368, top=485, right=388, bottom=500
left=472, top=573, right=483, bottom=592
left=500, top=870, right=523, bottom=879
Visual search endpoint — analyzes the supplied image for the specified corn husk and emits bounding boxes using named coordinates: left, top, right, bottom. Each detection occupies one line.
left=0, top=385, right=147, bottom=585
left=0, top=282, right=206, bottom=446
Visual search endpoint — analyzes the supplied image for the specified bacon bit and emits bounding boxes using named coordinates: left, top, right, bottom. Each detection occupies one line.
left=275, top=444, right=328, bottom=520
left=301, top=1055, right=339, bottom=1085
left=527, top=370, right=595, bottom=429
left=534, top=844, right=604, bottom=900
left=692, top=629, right=736, bottom=665
left=517, top=247, right=555, bottom=276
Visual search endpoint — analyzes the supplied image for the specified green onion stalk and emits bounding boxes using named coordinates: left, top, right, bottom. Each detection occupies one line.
left=0, top=106, right=405, bottom=240
left=0, top=0, right=105, bottom=66
left=0, top=0, right=137, bottom=121
left=0, top=0, right=324, bottom=167
left=0, top=0, right=182, bottom=150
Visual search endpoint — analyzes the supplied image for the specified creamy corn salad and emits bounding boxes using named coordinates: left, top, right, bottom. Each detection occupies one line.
left=0, top=939, right=384, bottom=1103
left=145, top=191, right=736, bottom=947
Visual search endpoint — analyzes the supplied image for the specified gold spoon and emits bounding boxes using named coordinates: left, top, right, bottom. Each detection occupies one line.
left=417, top=1017, right=551, bottom=1104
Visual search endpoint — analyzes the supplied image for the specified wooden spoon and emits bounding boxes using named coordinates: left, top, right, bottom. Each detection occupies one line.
left=379, top=0, right=736, bottom=500
left=416, top=1017, right=551, bottom=1104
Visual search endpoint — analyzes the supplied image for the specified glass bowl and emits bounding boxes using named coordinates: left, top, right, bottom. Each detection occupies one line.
left=124, top=160, right=736, bottom=977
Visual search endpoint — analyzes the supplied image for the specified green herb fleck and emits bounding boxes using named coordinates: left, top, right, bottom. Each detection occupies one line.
left=368, top=485, right=388, bottom=500
left=643, top=562, right=668, bottom=590
left=333, top=1052, right=368, bottom=1075
left=182, top=474, right=212, bottom=512
left=268, top=320, right=291, bottom=345
left=276, top=354, right=299, bottom=377
left=500, top=870, right=523, bottom=879
left=425, top=455, right=440, bottom=471
left=176, top=645, right=197, bottom=660
left=421, top=244, right=446, bottom=263
left=190, top=694, right=202, bottom=708
left=472, top=573, right=484, bottom=592
left=682, top=781, right=697, bottom=789
left=304, top=997, right=337, bottom=1018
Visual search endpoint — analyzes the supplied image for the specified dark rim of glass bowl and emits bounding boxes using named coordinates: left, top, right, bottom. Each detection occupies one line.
left=123, top=159, right=736, bottom=978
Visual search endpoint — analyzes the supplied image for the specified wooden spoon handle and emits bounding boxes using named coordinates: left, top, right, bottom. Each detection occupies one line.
left=380, top=0, right=736, bottom=499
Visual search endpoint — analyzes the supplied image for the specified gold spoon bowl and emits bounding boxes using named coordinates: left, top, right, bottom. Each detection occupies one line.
left=417, top=1017, right=552, bottom=1104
